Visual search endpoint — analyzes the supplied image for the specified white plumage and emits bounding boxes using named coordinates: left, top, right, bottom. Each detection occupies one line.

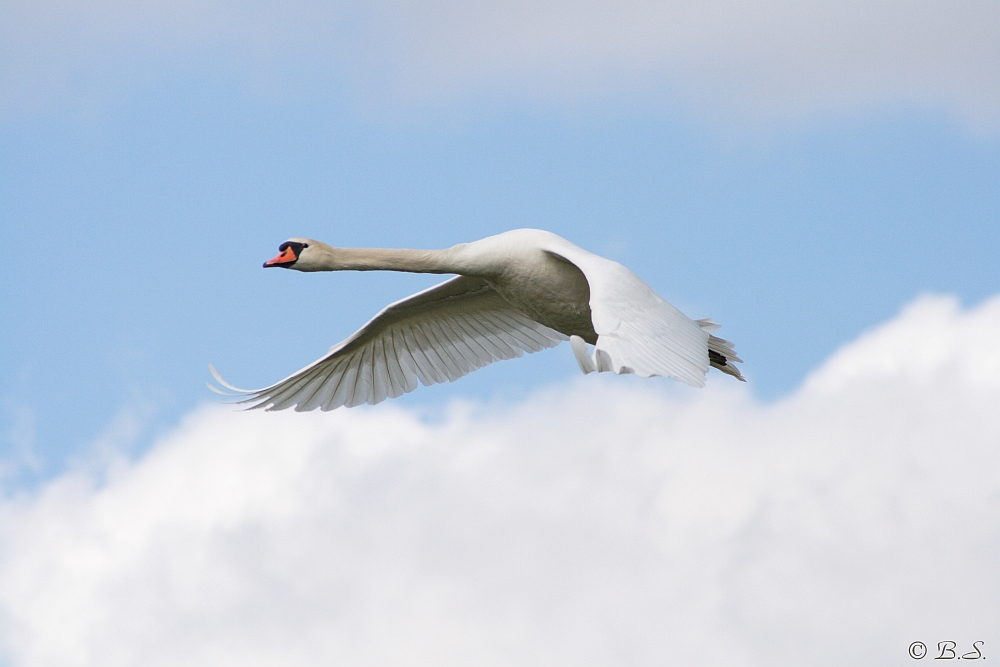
left=210, top=229, right=743, bottom=410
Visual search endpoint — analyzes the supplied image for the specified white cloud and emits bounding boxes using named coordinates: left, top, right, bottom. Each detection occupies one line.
left=371, top=0, right=1000, bottom=128
left=2, top=0, right=998, bottom=127
left=0, top=293, right=998, bottom=666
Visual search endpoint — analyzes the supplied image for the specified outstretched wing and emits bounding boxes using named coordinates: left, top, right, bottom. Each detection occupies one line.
left=544, top=240, right=714, bottom=387
left=210, top=276, right=567, bottom=411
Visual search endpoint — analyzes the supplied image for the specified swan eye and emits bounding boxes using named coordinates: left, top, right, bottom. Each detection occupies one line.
left=277, top=241, right=306, bottom=255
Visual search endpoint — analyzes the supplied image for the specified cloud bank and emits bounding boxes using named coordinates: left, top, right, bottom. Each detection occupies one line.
left=2, top=0, right=998, bottom=126
left=1, top=292, right=998, bottom=666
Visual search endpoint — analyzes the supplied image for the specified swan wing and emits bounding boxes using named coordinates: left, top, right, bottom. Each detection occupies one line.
left=211, top=276, right=567, bottom=411
left=544, top=242, right=711, bottom=387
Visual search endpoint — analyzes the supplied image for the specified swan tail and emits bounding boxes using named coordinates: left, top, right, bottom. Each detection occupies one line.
left=696, top=319, right=745, bottom=382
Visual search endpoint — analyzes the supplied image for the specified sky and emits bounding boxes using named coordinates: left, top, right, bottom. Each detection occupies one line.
left=0, top=1, right=998, bottom=664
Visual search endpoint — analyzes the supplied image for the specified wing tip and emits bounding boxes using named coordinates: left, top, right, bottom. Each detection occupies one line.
left=206, top=381, right=239, bottom=396
left=208, top=364, right=255, bottom=394
left=206, top=364, right=283, bottom=410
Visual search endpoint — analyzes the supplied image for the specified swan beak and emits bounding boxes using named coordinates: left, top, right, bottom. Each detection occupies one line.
left=264, top=247, right=297, bottom=268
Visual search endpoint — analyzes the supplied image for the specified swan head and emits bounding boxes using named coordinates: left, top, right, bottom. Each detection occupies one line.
left=263, top=238, right=326, bottom=271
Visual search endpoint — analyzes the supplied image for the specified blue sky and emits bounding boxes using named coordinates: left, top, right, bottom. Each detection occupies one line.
left=1, top=1, right=999, bottom=477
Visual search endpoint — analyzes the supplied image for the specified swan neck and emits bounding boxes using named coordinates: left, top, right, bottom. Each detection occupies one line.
left=321, top=246, right=467, bottom=274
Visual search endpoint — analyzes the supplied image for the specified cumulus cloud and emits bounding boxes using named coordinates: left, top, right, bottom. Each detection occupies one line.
left=0, top=292, right=998, bottom=666
left=2, top=0, right=998, bottom=127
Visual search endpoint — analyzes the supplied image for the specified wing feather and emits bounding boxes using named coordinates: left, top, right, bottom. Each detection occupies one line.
left=374, top=336, right=392, bottom=403
left=487, top=312, right=547, bottom=350
left=478, top=314, right=530, bottom=354
left=428, top=318, right=467, bottom=371
left=389, top=329, right=420, bottom=393
left=462, top=316, right=514, bottom=359
left=326, top=355, right=359, bottom=410
left=469, top=317, right=508, bottom=357
left=305, top=358, right=348, bottom=411
left=354, top=344, right=375, bottom=407
left=441, top=316, right=488, bottom=368
left=211, top=276, right=566, bottom=411
left=413, top=323, right=453, bottom=382
left=295, top=366, right=333, bottom=412
left=440, top=316, right=480, bottom=362
left=303, top=361, right=340, bottom=411
left=386, top=331, right=414, bottom=397
left=402, top=328, right=441, bottom=384
left=423, top=320, right=466, bottom=378
left=265, top=363, right=322, bottom=411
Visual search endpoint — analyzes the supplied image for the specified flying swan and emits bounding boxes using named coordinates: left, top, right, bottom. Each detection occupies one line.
left=209, top=229, right=744, bottom=411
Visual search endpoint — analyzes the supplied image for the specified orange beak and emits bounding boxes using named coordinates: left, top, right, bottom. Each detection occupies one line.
left=263, top=246, right=297, bottom=268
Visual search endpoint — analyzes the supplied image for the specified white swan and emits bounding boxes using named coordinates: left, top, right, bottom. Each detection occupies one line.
left=210, top=229, right=743, bottom=411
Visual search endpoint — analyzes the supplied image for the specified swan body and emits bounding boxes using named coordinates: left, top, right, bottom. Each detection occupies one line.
left=210, top=229, right=743, bottom=411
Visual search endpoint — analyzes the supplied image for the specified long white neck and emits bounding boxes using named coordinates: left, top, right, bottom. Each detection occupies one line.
left=306, top=243, right=473, bottom=275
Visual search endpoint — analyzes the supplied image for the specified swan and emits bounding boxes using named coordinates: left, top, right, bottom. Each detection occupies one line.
left=209, top=229, right=744, bottom=411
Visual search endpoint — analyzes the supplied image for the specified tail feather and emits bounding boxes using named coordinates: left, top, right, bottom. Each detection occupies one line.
left=697, top=319, right=746, bottom=382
